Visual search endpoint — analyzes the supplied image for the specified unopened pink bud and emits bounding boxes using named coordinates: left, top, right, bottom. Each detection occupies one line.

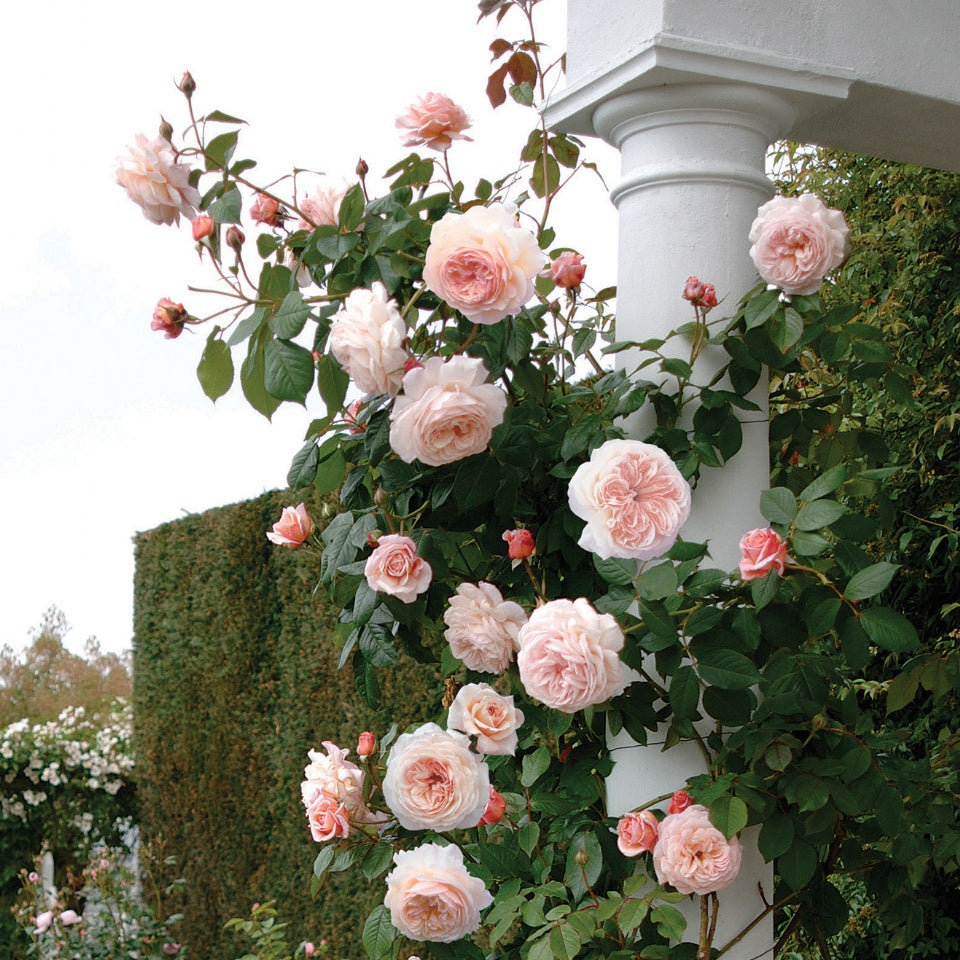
left=357, top=731, right=376, bottom=759
left=343, top=399, right=365, bottom=434
left=479, top=786, right=507, bottom=825
left=682, top=276, right=705, bottom=302
left=226, top=226, right=245, bottom=251
left=251, top=193, right=281, bottom=226
left=366, top=532, right=381, bottom=549
left=403, top=357, right=424, bottom=374
left=304, top=943, right=316, bottom=958
left=550, top=251, right=586, bottom=289
left=28, top=872, right=39, bottom=884
left=699, top=283, right=718, bottom=309
left=178, top=72, right=196, bottom=97
left=192, top=214, right=214, bottom=241
left=151, top=298, right=188, bottom=339
left=668, top=789, right=693, bottom=814
left=356, top=158, right=369, bottom=178
left=502, top=528, right=535, bottom=560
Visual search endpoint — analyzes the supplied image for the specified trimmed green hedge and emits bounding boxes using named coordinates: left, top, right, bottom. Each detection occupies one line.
left=133, top=489, right=441, bottom=959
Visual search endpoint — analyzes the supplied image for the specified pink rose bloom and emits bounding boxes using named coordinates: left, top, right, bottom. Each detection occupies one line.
left=300, top=742, right=384, bottom=825
left=34, top=910, right=53, bottom=934
left=267, top=503, right=314, bottom=548
left=364, top=534, right=432, bottom=603
left=396, top=92, right=472, bottom=152
left=385, top=843, right=492, bottom=942
left=653, top=804, right=743, bottom=895
left=192, top=214, right=214, bottom=241
left=151, top=298, right=187, bottom=339
left=303, top=944, right=316, bottom=959
left=447, top=683, right=524, bottom=756
left=617, top=810, right=659, bottom=856
left=59, top=909, right=82, bottom=926
left=305, top=790, right=351, bottom=842
left=251, top=193, right=281, bottom=226
left=748, top=193, right=850, bottom=295
left=502, top=528, right=535, bottom=560
left=443, top=582, right=527, bottom=674
left=423, top=204, right=545, bottom=325
left=479, top=786, right=507, bottom=825
left=328, top=283, right=409, bottom=397
left=550, top=251, right=587, bottom=289
left=682, top=276, right=705, bottom=302
left=738, top=527, right=788, bottom=580
left=668, top=789, right=693, bottom=815
left=116, top=134, right=201, bottom=226
left=382, top=723, right=490, bottom=830
left=389, top=355, right=507, bottom=466
left=699, top=283, right=718, bottom=309
left=298, top=180, right=349, bottom=230
left=568, top=439, right=691, bottom=561
left=27, top=871, right=40, bottom=884
left=517, top=598, right=624, bottom=713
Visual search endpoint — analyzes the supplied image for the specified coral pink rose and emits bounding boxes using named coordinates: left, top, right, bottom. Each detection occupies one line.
left=384, top=843, right=492, bottom=943
left=568, top=439, right=691, bottom=561
left=300, top=742, right=384, bottom=825
left=517, top=598, right=624, bottom=713
left=191, top=214, right=214, bottom=241
left=443, top=582, right=527, bottom=674
left=447, top=683, right=524, bottom=756
left=364, top=534, right=432, bottom=603
left=668, top=789, right=693, bottom=815
left=682, top=276, right=705, bottom=302
left=116, top=134, right=200, bottom=226
left=382, top=723, right=489, bottom=830
left=266, top=503, right=314, bottom=547
left=423, top=204, right=544, bottom=325
left=251, top=193, right=281, bottom=226
left=328, top=282, right=409, bottom=397
left=305, top=790, right=351, bottom=842
left=738, top=527, right=788, bottom=580
left=550, top=251, right=587, bottom=289
left=502, top=528, right=535, bottom=560
left=357, top=731, right=377, bottom=759
left=389, top=355, right=507, bottom=466
left=653, top=804, right=743, bottom=895
left=617, top=810, right=659, bottom=856
left=749, top=193, right=850, bottom=295
left=151, top=298, right=187, bottom=339
left=303, top=944, right=316, bottom=958
left=396, top=92, right=472, bottom=152
left=298, top=180, right=349, bottom=230
left=479, top=787, right=507, bottom=825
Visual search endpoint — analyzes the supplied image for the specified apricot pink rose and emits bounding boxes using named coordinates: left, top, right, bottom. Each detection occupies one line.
left=116, top=134, right=201, bottom=226
left=550, top=251, right=587, bottom=288
left=300, top=741, right=384, bottom=825
left=298, top=180, right=349, bottom=230
left=443, top=582, right=527, bottom=674
left=364, top=534, right=432, bottom=603
left=447, top=683, right=524, bottom=756
left=738, top=527, right=788, bottom=580
left=266, top=503, right=314, bottom=547
left=653, top=804, right=743, bottom=895
left=617, top=810, right=659, bottom=856
left=396, top=92, right=472, bottom=152
left=305, top=791, right=350, bottom=842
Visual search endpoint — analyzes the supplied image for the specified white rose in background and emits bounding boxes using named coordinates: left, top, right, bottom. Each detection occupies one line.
left=447, top=683, right=524, bottom=756
left=443, top=582, right=526, bottom=673
left=115, top=134, right=201, bottom=226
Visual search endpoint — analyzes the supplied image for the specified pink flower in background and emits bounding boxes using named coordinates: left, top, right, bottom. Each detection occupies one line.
left=357, top=731, right=376, bottom=759
left=616, top=810, right=659, bottom=856
left=549, top=251, right=587, bottom=289
left=668, top=789, right=693, bottom=815
left=749, top=194, right=849, bottom=295
left=396, top=92, right=472, bottom=152
left=34, top=910, right=53, bottom=934
left=251, top=193, right=281, bottom=226
left=738, top=527, right=788, bottom=580
left=502, top=528, right=535, bottom=560
left=298, top=180, right=349, bottom=230
left=151, top=298, right=187, bottom=339
left=682, top=276, right=705, bottom=302
left=653, top=804, right=743, bottom=895
left=303, top=944, right=316, bottom=958
left=364, top=534, right=432, bottom=603
left=300, top=742, right=383, bottom=825
left=266, top=503, right=314, bottom=547
left=59, top=909, right=82, bottom=926
left=162, top=944, right=181, bottom=957
left=568, top=439, right=691, bottom=561
left=384, top=843, right=492, bottom=942
left=447, top=683, right=524, bottom=756
left=305, top=790, right=350, bottom=842
left=443, top=582, right=526, bottom=674
left=479, top=786, right=507, bottom=825
left=116, top=134, right=200, bottom=226
left=27, top=871, right=39, bottom=884
left=423, top=204, right=545, bottom=325
left=191, top=214, right=214, bottom=241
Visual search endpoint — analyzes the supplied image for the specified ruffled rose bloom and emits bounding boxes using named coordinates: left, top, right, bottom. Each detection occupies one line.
left=305, top=791, right=351, bottom=842
left=443, top=582, right=527, bottom=674
left=59, top=910, right=82, bottom=926
left=384, top=843, right=492, bottom=943
left=116, top=134, right=201, bottom=226
left=298, top=180, right=349, bottom=230
left=192, top=214, right=214, bottom=241
left=653, top=804, right=743, bottom=895
left=267, top=503, right=314, bottom=547
left=423, top=204, right=545, bottom=325
left=738, top=527, right=788, bottom=580
left=396, top=92, right=472, bottom=151
left=668, top=789, right=693, bottom=815
left=389, top=355, right=507, bottom=466
left=550, top=251, right=586, bottom=289
left=382, top=723, right=489, bottom=830
left=568, top=439, right=691, bottom=561
left=152, top=298, right=187, bottom=339
left=517, top=598, right=624, bottom=713
left=748, top=194, right=850, bottom=295
left=502, top=528, right=535, bottom=559
left=364, top=534, right=432, bottom=603
left=251, top=193, right=281, bottom=226
left=35, top=910, right=54, bottom=934
left=617, top=810, right=659, bottom=856
left=479, top=787, right=507, bottom=825
left=328, top=283, right=409, bottom=396
left=447, top=683, right=524, bottom=756
left=300, top=741, right=384, bottom=825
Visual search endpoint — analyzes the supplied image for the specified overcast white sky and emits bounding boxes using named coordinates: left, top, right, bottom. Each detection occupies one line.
left=0, top=0, right=618, bottom=657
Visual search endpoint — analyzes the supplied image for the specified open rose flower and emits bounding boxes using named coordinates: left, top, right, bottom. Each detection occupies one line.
left=298, top=180, right=349, bottom=230
left=382, top=723, right=489, bottom=830
left=389, top=355, right=507, bottom=466
left=305, top=791, right=351, bottom=842
left=364, top=534, right=432, bottom=603
left=396, top=92, right=472, bottom=152
left=617, top=810, right=659, bottom=856
left=251, top=193, right=281, bottom=226
left=738, top=527, right=788, bottom=580
left=267, top=503, right=314, bottom=547
left=300, top=741, right=384, bottom=825
left=443, top=582, right=527, bottom=674
left=517, top=598, right=624, bottom=713
left=423, top=204, right=544, bottom=325
left=34, top=910, right=53, bottom=934
left=447, top=683, right=524, bottom=756
left=152, top=298, right=188, bottom=339
left=116, top=134, right=201, bottom=226
left=749, top=194, right=850, bottom=295
left=192, top=214, right=214, bottom=241
left=653, top=804, right=743, bottom=895
left=384, top=843, right=492, bottom=943
left=328, top=282, right=409, bottom=396
left=568, top=439, right=691, bottom=561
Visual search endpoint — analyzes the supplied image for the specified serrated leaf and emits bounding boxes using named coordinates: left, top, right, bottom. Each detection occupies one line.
left=549, top=922, right=582, bottom=960
left=669, top=666, right=700, bottom=720
left=759, top=487, right=797, bottom=524
left=709, top=795, right=748, bottom=838
left=799, top=464, right=848, bottom=501
left=651, top=905, right=686, bottom=941
left=208, top=186, right=242, bottom=224
left=362, top=904, right=396, bottom=960
left=264, top=339, right=314, bottom=402
left=845, top=562, right=900, bottom=601
left=241, top=332, right=281, bottom=420
left=744, top=289, right=780, bottom=329
left=521, top=746, right=551, bottom=786
left=618, top=897, right=649, bottom=933
left=287, top=441, right=319, bottom=488
left=594, top=555, right=638, bottom=587
left=270, top=291, right=311, bottom=339
left=795, top=499, right=848, bottom=531
left=197, top=333, right=234, bottom=401
left=886, top=667, right=921, bottom=714
left=205, top=130, right=238, bottom=170
left=339, top=184, right=366, bottom=232
left=227, top=307, right=266, bottom=347
left=696, top=649, right=761, bottom=690
left=860, top=607, right=919, bottom=652
left=362, top=843, right=394, bottom=881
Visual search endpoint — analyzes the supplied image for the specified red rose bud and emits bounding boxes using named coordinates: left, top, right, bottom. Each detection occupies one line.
left=479, top=787, right=507, bottom=825
left=226, top=226, right=245, bottom=251
left=366, top=532, right=381, bottom=549
left=403, top=357, right=424, bottom=374
left=356, top=157, right=369, bottom=178
left=550, top=251, right=587, bottom=289
left=251, top=193, right=281, bottom=226
left=502, top=528, right=535, bottom=560
left=151, top=298, right=187, bottom=339
left=357, top=731, right=376, bottom=759
left=667, top=789, right=693, bottom=814
left=682, top=276, right=705, bottom=302
left=192, top=214, right=214, bottom=241
left=178, top=72, right=196, bottom=97
left=699, top=283, right=718, bottom=309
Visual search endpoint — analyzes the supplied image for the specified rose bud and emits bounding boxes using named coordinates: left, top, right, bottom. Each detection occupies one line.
left=151, top=298, right=187, bottom=339
left=403, top=357, right=424, bottom=374
left=682, top=276, right=705, bottom=302
left=250, top=193, right=281, bottom=226
left=343, top=399, right=365, bottom=435
left=550, top=251, right=587, bottom=289
left=357, top=731, right=376, bottom=759
left=28, top=872, right=39, bottom=884
left=699, top=283, right=718, bottom=309
left=192, top=214, right=214, bottom=241
left=502, top=528, right=535, bottom=560
left=159, top=117, right=174, bottom=143
left=178, top=72, right=196, bottom=97
left=667, top=789, right=693, bottom=814
left=225, top=226, right=245, bottom=251
left=356, top=157, right=369, bottom=178
left=479, top=787, right=507, bottom=825
left=266, top=503, right=314, bottom=548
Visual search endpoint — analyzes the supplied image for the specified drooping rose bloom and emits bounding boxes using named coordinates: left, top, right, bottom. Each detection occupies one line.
left=328, top=282, right=409, bottom=397
left=443, top=582, right=527, bottom=674
left=653, top=804, right=743, bottom=895
left=389, top=355, right=507, bottom=466
left=668, top=789, right=693, bottom=815
left=364, top=534, right=432, bottom=603
left=382, top=723, right=489, bottom=830
left=447, top=683, right=524, bottom=756
left=298, top=180, right=349, bottom=230
left=396, top=92, right=472, bottom=151
left=550, top=251, right=587, bottom=289
left=116, top=134, right=201, bottom=226
left=738, top=527, right=788, bottom=580
left=300, top=741, right=384, bottom=826
left=251, top=193, right=281, bottom=226
left=266, top=503, right=314, bottom=547
left=479, top=786, right=507, bottom=825
left=384, top=843, right=492, bottom=943
left=616, top=810, right=659, bottom=856
left=305, top=791, right=351, bottom=842
left=423, top=204, right=545, bottom=325
left=191, top=214, right=214, bottom=241
left=748, top=194, right=850, bottom=295
left=151, top=298, right=187, bottom=339
left=502, top=528, right=535, bottom=559
left=517, top=598, right=624, bottom=713
left=568, top=439, right=691, bottom=561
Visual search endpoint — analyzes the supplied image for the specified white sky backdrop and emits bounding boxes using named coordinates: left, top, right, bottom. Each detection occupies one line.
left=0, top=0, right=618, bottom=656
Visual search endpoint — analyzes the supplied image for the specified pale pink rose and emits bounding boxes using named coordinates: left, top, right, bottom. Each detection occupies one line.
left=479, top=786, right=507, bottom=825
left=653, top=804, right=743, bottom=895
left=748, top=193, right=850, bottom=295
left=116, top=134, right=201, bottom=226
left=267, top=503, right=314, bottom=547
left=300, top=742, right=384, bottom=825
left=27, top=871, right=40, bottom=884
left=251, top=193, right=281, bottom=226
left=447, top=683, right=524, bottom=756
left=364, top=534, right=432, bottom=603
left=328, top=283, right=409, bottom=396
left=382, top=723, right=489, bottom=830
left=550, top=251, right=586, bottom=289
left=502, top=528, right=535, bottom=559
left=192, top=214, right=214, bottom=241
left=151, top=298, right=187, bottom=339
left=617, top=810, right=659, bottom=856
left=396, top=92, right=472, bottom=152
left=568, top=439, right=691, bottom=561
left=303, top=944, right=316, bottom=959
left=443, top=582, right=527, bottom=674
left=422, top=204, right=545, bottom=325
left=668, top=789, right=693, bottom=815
left=305, top=790, right=351, bottom=842
left=284, top=249, right=314, bottom=289
left=384, top=843, right=492, bottom=942
left=35, top=910, right=53, bottom=934
left=738, top=527, right=788, bottom=580
left=59, top=909, right=82, bottom=926
left=517, top=598, right=624, bottom=713
left=389, top=355, right=507, bottom=466
left=298, top=180, right=349, bottom=230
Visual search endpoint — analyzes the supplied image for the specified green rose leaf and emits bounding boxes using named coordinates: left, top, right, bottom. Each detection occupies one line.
left=795, top=499, right=848, bottom=531
left=696, top=649, right=761, bottom=690
left=264, top=339, right=314, bottom=402
left=269, top=291, right=311, bottom=339
left=709, top=794, right=748, bottom=839
left=799, top=464, right=848, bottom=502
left=845, top=561, right=900, bottom=601
left=859, top=607, right=919, bottom=652
left=758, top=813, right=795, bottom=860
left=287, top=441, right=319, bottom=489
left=778, top=840, right=817, bottom=890
left=759, top=487, right=797, bottom=525
left=197, top=332, right=234, bottom=402
left=669, top=666, right=701, bottom=721
left=361, top=904, right=396, bottom=960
